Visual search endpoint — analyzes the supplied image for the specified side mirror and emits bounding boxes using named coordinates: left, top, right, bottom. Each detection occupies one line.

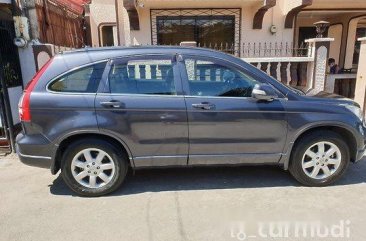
left=251, top=84, right=278, bottom=101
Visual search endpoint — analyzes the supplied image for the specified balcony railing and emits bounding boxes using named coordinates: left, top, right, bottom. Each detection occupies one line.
left=241, top=42, right=311, bottom=58
left=160, top=41, right=312, bottom=58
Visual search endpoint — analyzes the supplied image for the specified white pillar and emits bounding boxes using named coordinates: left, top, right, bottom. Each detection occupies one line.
left=344, top=18, right=359, bottom=69
left=354, top=37, right=366, bottom=113
left=305, top=38, right=334, bottom=95
left=328, top=24, right=342, bottom=64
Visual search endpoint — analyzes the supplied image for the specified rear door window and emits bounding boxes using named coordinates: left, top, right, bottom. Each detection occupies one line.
left=108, top=59, right=176, bottom=95
left=48, top=62, right=106, bottom=93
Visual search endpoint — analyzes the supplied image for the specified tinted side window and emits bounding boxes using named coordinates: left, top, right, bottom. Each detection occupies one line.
left=109, top=59, right=176, bottom=95
left=49, top=62, right=106, bottom=93
left=185, top=59, right=259, bottom=97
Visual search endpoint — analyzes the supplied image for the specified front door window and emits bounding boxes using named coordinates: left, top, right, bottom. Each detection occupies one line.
left=184, top=58, right=259, bottom=97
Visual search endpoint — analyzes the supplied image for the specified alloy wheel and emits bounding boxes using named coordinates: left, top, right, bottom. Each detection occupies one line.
left=301, top=141, right=342, bottom=180
left=71, top=148, right=116, bottom=188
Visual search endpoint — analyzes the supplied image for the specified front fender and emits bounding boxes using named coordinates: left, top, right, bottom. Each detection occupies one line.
left=279, top=121, right=362, bottom=170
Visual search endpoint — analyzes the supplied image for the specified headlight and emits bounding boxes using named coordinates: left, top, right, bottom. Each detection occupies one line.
left=343, top=104, right=363, bottom=121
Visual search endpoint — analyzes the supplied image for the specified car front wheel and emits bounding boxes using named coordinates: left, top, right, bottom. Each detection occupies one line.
left=289, top=131, right=350, bottom=186
left=61, top=139, right=128, bottom=196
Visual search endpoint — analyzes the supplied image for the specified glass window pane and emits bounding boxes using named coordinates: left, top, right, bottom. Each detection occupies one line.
left=109, top=59, right=176, bottom=95
left=101, top=26, right=115, bottom=47
left=185, top=59, right=259, bottom=97
left=49, top=62, right=106, bottom=93
left=157, top=15, right=235, bottom=53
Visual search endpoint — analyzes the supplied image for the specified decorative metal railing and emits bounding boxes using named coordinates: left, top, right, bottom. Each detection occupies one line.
left=241, top=42, right=311, bottom=58
left=196, top=42, right=236, bottom=55
left=157, top=41, right=312, bottom=58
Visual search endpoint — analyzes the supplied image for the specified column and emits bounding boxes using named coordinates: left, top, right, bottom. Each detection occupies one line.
left=305, top=38, right=334, bottom=95
left=354, top=37, right=366, bottom=114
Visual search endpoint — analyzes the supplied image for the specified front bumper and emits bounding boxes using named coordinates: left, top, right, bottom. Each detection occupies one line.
left=355, top=125, right=366, bottom=162
left=16, top=132, right=55, bottom=169
left=356, top=144, right=366, bottom=162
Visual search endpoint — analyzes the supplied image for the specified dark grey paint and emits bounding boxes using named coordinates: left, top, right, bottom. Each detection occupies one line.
left=15, top=46, right=366, bottom=174
left=95, top=94, right=189, bottom=167
left=184, top=96, right=287, bottom=165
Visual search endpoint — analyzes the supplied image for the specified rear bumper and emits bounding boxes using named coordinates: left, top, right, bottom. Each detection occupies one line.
left=16, top=132, right=56, bottom=169
left=16, top=149, right=52, bottom=169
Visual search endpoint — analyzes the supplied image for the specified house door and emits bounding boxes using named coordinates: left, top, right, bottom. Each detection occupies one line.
left=0, top=89, right=11, bottom=154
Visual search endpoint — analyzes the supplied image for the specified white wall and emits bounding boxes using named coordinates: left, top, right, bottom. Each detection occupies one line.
left=119, top=0, right=295, bottom=54
left=17, top=45, right=36, bottom=87
left=241, top=5, right=293, bottom=46
left=130, top=8, right=151, bottom=45
left=89, top=0, right=117, bottom=47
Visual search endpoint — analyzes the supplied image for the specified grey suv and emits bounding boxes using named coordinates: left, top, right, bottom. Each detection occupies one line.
left=16, top=46, right=366, bottom=196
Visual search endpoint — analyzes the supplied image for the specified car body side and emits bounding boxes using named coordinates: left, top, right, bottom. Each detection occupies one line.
left=16, top=47, right=366, bottom=174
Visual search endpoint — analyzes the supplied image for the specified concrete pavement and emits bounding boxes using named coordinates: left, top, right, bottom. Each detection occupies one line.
left=0, top=154, right=366, bottom=241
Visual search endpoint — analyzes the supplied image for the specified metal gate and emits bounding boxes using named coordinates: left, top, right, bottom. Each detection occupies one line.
left=0, top=19, right=23, bottom=155
left=0, top=90, right=11, bottom=154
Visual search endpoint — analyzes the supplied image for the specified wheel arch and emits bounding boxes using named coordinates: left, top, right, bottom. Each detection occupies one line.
left=51, top=132, right=135, bottom=174
left=282, top=124, right=357, bottom=170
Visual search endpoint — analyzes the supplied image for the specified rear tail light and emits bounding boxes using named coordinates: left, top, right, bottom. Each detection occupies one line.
left=19, top=58, right=53, bottom=122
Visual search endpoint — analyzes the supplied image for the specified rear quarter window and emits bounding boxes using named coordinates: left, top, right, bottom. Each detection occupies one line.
left=48, top=62, right=106, bottom=93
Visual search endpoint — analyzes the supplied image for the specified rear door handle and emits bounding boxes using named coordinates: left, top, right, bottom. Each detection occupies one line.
left=192, top=102, right=216, bottom=110
left=100, top=100, right=121, bottom=108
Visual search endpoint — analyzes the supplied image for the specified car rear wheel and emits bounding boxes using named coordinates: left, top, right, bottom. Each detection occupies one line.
left=61, top=139, right=128, bottom=196
left=289, top=131, right=350, bottom=186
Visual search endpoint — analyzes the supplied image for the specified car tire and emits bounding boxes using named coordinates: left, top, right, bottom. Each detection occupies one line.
left=289, top=130, right=350, bottom=187
left=61, top=138, right=128, bottom=197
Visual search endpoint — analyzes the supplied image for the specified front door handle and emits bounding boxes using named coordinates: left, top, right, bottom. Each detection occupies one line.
left=192, top=102, right=216, bottom=110
left=100, top=100, right=121, bottom=108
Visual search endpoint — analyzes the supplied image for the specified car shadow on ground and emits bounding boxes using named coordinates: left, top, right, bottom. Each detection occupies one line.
left=49, top=158, right=366, bottom=197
